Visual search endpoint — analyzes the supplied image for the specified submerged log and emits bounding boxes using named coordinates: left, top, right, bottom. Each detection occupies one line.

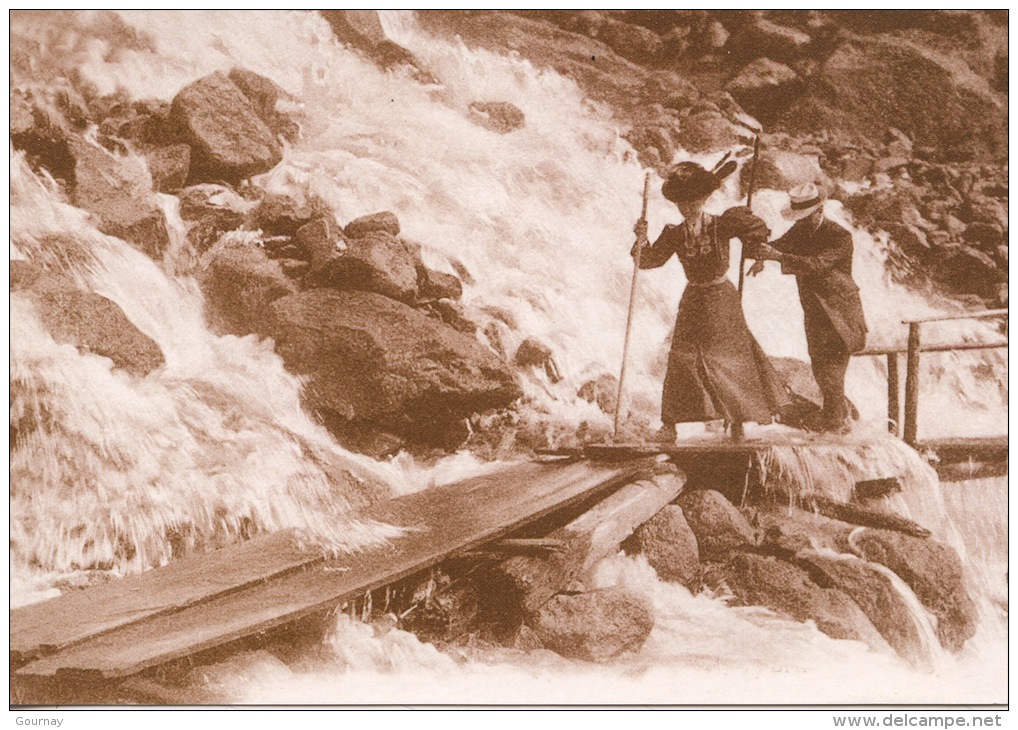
left=766, top=488, right=930, bottom=539
left=487, top=471, right=685, bottom=617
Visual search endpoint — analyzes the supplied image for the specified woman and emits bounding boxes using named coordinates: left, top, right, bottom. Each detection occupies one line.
left=633, top=161, right=787, bottom=442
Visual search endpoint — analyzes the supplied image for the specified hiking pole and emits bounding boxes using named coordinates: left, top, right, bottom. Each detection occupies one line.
left=737, top=131, right=763, bottom=298
left=613, top=172, right=652, bottom=441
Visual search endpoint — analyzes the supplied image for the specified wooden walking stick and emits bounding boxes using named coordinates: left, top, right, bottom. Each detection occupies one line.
left=613, top=173, right=652, bottom=441
left=737, top=132, right=763, bottom=298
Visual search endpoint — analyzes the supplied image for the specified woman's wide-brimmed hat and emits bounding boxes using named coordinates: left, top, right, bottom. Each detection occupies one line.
left=661, top=159, right=736, bottom=204
left=781, top=182, right=826, bottom=220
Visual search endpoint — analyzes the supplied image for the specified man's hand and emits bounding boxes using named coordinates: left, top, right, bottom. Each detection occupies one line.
left=747, top=260, right=766, bottom=277
left=754, top=242, right=783, bottom=261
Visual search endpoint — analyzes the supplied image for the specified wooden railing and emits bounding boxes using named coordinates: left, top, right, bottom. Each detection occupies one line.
left=855, top=309, right=1008, bottom=445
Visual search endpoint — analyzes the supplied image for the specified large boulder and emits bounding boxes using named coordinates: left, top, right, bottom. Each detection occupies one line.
left=69, top=137, right=171, bottom=259
left=264, top=289, right=521, bottom=440
left=11, top=261, right=164, bottom=376
left=850, top=528, right=978, bottom=652
left=320, top=10, right=434, bottom=83
left=725, top=553, right=892, bottom=654
left=623, top=504, right=699, bottom=589
left=170, top=71, right=282, bottom=183
left=199, top=235, right=297, bottom=336
left=344, top=211, right=401, bottom=239
left=676, top=489, right=756, bottom=561
left=747, top=505, right=854, bottom=555
left=798, top=550, right=933, bottom=665
left=725, top=59, right=802, bottom=124
left=527, top=588, right=654, bottom=663
left=227, top=67, right=301, bottom=144
left=312, top=230, right=420, bottom=304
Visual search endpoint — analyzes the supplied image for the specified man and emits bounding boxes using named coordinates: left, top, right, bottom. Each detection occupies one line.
left=751, top=183, right=867, bottom=433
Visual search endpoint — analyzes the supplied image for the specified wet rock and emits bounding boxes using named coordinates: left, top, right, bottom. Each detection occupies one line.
left=69, top=138, right=170, bottom=259
left=744, top=505, right=854, bottom=555
left=798, top=550, right=932, bottom=665
left=743, top=148, right=823, bottom=195
left=676, top=110, right=742, bottom=155
left=514, top=337, right=561, bottom=383
left=178, top=183, right=253, bottom=253
left=641, top=72, right=699, bottom=110
left=199, top=235, right=297, bottom=336
left=834, top=153, right=874, bottom=182
left=98, top=97, right=175, bottom=149
left=227, top=67, right=301, bottom=144
left=265, top=289, right=521, bottom=442
left=344, top=211, right=401, bottom=239
left=782, top=37, right=1006, bottom=162
left=469, top=101, right=526, bottom=134
left=170, top=71, right=282, bottom=183
left=625, top=123, right=677, bottom=172
left=10, top=88, right=77, bottom=184
left=577, top=372, right=619, bottom=415
left=313, top=230, right=419, bottom=304
left=596, top=18, right=663, bottom=65
left=725, top=553, right=892, bottom=653
left=962, top=222, right=1004, bottom=249
left=704, top=21, right=729, bottom=50
left=527, top=588, right=654, bottom=663
left=933, top=246, right=1003, bottom=299
left=883, top=223, right=931, bottom=261
left=321, top=10, right=433, bottom=82
left=255, top=191, right=324, bottom=237
left=676, top=489, right=756, bottom=561
left=851, top=528, right=978, bottom=652
left=417, top=266, right=463, bottom=302
left=424, top=300, right=477, bottom=335
left=728, top=15, right=811, bottom=65
left=623, top=504, right=699, bottom=589
left=295, top=217, right=346, bottom=274
left=141, top=143, right=191, bottom=193
left=725, top=58, right=801, bottom=124
left=12, top=261, right=164, bottom=376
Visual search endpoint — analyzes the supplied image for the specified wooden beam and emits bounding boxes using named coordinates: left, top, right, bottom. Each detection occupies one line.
left=903, top=322, right=922, bottom=446
left=488, top=471, right=685, bottom=616
left=886, top=353, right=900, bottom=436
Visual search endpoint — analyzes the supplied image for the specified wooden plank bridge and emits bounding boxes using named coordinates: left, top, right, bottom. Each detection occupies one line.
left=10, top=308, right=1006, bottom=703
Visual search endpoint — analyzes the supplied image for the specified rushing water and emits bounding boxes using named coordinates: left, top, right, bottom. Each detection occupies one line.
left=8, top=11, right=1007, bottom=704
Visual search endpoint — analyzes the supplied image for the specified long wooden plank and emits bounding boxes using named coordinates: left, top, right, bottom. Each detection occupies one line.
left=917, top=436, right=1008, bottom=464
left=17, top=458, right=647, bottom=679
left=11, top=528, right=314, bottom=666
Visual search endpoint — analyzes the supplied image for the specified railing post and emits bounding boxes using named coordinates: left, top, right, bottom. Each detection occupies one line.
left=887, top=353, right=900, bottom=436
left=903, top=323, right=921, bottom=446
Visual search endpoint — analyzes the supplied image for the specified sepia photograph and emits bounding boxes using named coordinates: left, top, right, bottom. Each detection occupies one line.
left=8, top=9, right=1008, bottom=713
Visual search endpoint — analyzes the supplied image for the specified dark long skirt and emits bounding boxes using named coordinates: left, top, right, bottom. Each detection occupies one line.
left=661, top=280, right=788, bottom=425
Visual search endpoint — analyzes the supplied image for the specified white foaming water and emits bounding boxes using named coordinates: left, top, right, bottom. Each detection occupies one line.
left=8, top=11, right=1007, bottom=703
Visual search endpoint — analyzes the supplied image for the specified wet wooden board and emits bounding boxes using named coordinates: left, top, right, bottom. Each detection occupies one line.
left=10, top=528, right=315, bottom=666
left=917, top=437, right=1008, bottom=464
left=16, top=458, right=649, bottom=680
left=537, top=442, right=764, bottom=459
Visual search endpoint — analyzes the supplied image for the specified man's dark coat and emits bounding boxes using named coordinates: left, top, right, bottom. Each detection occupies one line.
left=771, top=218, right=867, bottom=353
